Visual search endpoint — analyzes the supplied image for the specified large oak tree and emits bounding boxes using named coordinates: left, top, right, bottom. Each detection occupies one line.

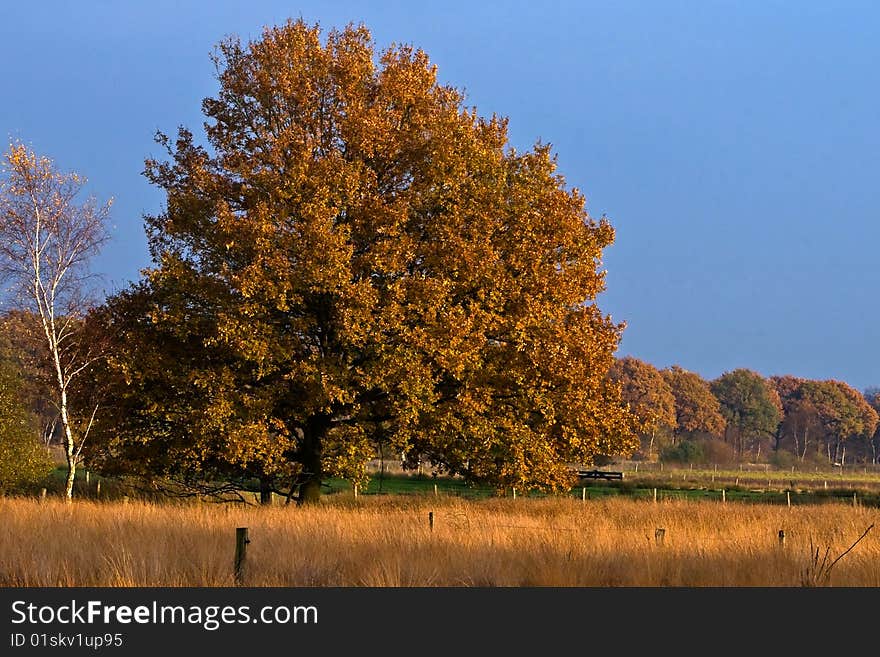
left=92, top=20, right=636, bottom=502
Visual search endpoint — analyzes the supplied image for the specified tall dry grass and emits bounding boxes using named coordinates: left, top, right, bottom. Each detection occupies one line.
left=1, top=496, right=879, bottom=586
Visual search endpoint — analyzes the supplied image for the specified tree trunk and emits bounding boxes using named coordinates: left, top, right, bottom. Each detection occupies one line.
left=42, top=290, right=78, bottom=501
left=64, top=446, right=76, bottom=501
left=259, top=477, right=272, bottom=505
left=299, top=464, right=322, bottom=504
left=298, top=416, right=328, bottom=505
left=377, top=441, right=385, bottom=494
left=800, top=427, right=809, bottom=462
left=60, top=388, right=76, bottom=501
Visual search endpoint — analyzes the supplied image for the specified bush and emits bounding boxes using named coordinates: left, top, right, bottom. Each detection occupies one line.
left=0, top=364, right=53, bottom=493
left=701, top=438, right=737, bottom=465
left=768, top=449, right=798, bottom=470
left=661, top=439, right=706, bottom=464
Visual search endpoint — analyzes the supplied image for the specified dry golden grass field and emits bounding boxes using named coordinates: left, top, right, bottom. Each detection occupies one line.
left=2, top=495, right=878, bottom=587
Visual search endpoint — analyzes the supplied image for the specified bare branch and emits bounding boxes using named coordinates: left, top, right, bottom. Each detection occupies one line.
left=73, top=403, right=99, bottom=463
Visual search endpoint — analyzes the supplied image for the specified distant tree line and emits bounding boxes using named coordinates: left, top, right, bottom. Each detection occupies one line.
left=610, top=356, right=880, bottom=467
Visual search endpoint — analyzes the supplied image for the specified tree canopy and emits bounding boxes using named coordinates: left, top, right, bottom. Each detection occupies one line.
left=91, top=20, right=637, bottom=502
left=609, top=357, right=676, bottom=435
left=609, top=357, right=675, bottom=458
left=710, top=369, right=782, bottom=458
left=661, top=365, right=725, bottom=437
left=795, top=379, right=879, bottom=463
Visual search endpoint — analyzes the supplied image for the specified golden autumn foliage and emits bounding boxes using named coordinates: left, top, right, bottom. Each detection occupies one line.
left=609, top=356, right=676, bottom=437
left=661, top=365, right=726, bottom=437
left=776, top=377, right=880, bottom=463
left=92, top=20, right=637, bottom=502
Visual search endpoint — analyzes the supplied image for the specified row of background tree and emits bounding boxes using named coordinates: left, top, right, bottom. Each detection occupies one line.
left=610, top=356, right=880, bottom=467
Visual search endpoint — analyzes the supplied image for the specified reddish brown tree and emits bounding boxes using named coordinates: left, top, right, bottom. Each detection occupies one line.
left=609, top=357, right=676, bottom=457
left=827, top=380, right=878, bottom=465
left=771, top=375, right=820, bottom=460
left=661, top=365, right=725, bottom=439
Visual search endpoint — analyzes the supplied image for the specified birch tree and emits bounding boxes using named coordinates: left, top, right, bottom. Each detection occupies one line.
left=0, top=143, right=110, bottom=500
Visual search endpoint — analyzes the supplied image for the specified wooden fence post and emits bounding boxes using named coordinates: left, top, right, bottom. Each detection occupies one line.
left=39, top=488, right=46, bottom=501
left=582, top=487, right=586, bottom=502
left=353, top=483, right=358, bottom=499
left=512, top=487, right=516, bottom=500
left=96, top=480, right=101, bottom=497
left=721, top=489, right=726, bottom=503
left=234, top=527, right=249, bottom=586
left=433, top=484, right=438, bottom=497
left=787, top=491, right=791, bottom=508
left=653, top=487, right=658, bottom=503
left=655, top=528, right=666, bottom=546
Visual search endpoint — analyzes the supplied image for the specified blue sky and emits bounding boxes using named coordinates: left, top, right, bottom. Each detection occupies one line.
left=1, top=1, right=877, bottom=391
